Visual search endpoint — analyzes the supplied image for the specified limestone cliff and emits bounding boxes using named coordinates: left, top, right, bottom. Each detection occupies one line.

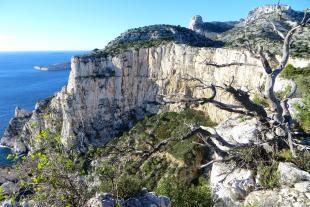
left=2, top=43, right=263, bottom=151
left=2, top=42, right=306, bottom=152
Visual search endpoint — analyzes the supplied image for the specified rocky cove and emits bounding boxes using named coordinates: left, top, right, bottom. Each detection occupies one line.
left=0, top=4, right=310, bottom=207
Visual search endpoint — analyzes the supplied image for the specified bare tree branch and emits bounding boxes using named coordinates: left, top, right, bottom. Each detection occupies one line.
left=269, top=21, right=285, bottom=39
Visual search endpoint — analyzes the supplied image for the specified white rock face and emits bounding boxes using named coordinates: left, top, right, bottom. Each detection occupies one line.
left=276, top=55, right=310, bottom=68
left=0, top=43, right=304, bottom=150
left=63, top=43, right=267, bottom=147
left=188, top=15, right=203, bottom=30
left=215, top=116, right=259, bottom=147
left=294, top=181, right=310, bottom=193
left=244, top=187, right=310, bottom=207
left=245, top=5, right=291, bottom=23
left=211, top=162, right=255, bottom=207
left=278, top=162, right=310, bottom=186
left=209, top=117, right=310, bottom=206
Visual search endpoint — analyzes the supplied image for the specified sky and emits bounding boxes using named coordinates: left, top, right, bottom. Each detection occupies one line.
left=0, top=0, right=308, bottom=51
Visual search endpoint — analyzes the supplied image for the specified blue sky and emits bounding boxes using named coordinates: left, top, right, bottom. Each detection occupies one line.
left=0, top=0, right=308, bottom=51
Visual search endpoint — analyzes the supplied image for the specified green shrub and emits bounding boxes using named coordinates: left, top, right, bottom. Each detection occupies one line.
left=295, top=96, right=310, bottom=132
left=156, top=176, right=213, bottom=207
left=257, top=162, right=280, bottom=189
left=252, top=94, right=269, bottom=107
left=296, top=76, right=310, bottom=97
left=293, top=150, right=310, bottom=173
left=116, top=175, right=143, bottom=198
left=230, top=146, right=270, bottom=168
left=277, top=149, right=292, bottom=162
left=280, top=64, right=296, bottom=79
left=280, top=64, right=310, bottom=97
left=280, top=64, right=310, bottom=79
left=86, top=38, right=172, bottom=58
left=275, top=85, right=292, bottom=100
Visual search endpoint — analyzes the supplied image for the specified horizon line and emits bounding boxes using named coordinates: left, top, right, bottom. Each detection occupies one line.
left=0, top=50, right=90, bottom=52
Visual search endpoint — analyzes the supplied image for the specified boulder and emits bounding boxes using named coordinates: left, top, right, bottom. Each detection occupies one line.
left=294, top=181, right=310, bottom=193
left=210, top=162, right=255, bottom=206
left=244, top=187, right=310, bottom=207
left=85, top=190, right=171, bottom=207
left=215, top=116, right=258, bottom=148
left=278, top=162, right=310, bottom=186
left=1, top=181, right=17, bottom=195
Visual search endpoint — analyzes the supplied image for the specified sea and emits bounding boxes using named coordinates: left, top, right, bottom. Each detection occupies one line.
left=0, top=51, right=86, bottom=166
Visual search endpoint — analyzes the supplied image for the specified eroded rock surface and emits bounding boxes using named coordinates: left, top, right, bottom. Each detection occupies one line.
left=2, top=43, right=270, bottom=151
left=85, top=190, right=171, bottom=207
left=209, top=117, right=310, bottom=206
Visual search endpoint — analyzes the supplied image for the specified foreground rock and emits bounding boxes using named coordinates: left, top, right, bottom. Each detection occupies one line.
left=85, top=189, right=171, bottom=207
left=209, top=117, right=310, bottom=206
left=278, top=162, right=310, bottom=186
left=244, top=187, right=310, bottom=207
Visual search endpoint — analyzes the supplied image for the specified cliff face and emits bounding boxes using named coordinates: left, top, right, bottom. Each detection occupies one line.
left=1, top=43, right=304, bottom=151
left=63, top=43, right=264, bottom=147
left=1, top=43, right=265, bottom=151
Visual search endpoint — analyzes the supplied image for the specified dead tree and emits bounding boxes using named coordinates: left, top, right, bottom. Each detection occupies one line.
left=160, top=10, right=310, bottom=162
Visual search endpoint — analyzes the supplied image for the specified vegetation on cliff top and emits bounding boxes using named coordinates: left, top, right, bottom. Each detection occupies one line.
left=280, top=64, right=310, bottom=131
left=85, top=38, right=172, bottom=58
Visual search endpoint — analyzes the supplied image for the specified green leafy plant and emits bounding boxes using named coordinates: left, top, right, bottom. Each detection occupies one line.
left=277, top=149, right=292, bottom=162
left=252, top=94, right=269, bottom=107
left=156, top=176, right=213, bottom=207
left=295, top=96, right=310, bottom=132
left=257, top=162, right=280, bottom=189
left=292, top=150, right=310, bottom=173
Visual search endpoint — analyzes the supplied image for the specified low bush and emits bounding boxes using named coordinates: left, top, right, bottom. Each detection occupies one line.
left=292, top=150, right=310, bottom=173
left=257, top=162, right=280, bottom=189
left=295, top=96, right=310, bottom=132
left=252, top=94, right=269, bottom=107
left=116, top=175, right=143, bottom=198
left=156, top=176, right=213, bottom=207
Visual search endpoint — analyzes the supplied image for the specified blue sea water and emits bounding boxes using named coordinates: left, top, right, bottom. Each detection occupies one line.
left=0, top=51, right=85, bottom=166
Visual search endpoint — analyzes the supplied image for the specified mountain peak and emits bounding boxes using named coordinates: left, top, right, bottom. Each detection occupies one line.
left=245, top=4, right=294, bottom=23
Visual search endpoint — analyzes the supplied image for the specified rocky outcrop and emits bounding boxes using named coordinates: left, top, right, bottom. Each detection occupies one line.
left=188, top=15, right=237, bottom=38
left=211, top=162, right=255, bottom=206
left=1, top=107, right=32, bottom=153
left=244, top=187, right=310, bottom=207
left=278, top=162, right=310, bottom=186
left=188, top=5, right=310, bottom=59
left=85, top=190, right=171, bottom=207
left=209, top=117, right=310, bottom=206
left=244, top=5, right=306, bottom=25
